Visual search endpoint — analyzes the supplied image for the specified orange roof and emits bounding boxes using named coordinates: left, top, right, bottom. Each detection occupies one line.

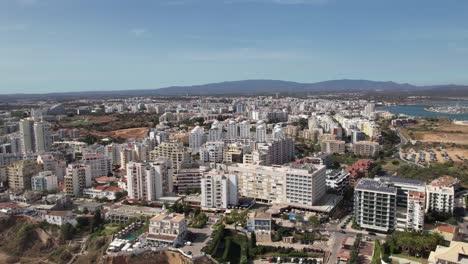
left=437, top=225, right=457, bottom=234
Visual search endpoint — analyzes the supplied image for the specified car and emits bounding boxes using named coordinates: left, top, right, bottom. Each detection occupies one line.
left=339, top=230, right=346, bottom=234
left=368, top=232, right=376, bottom=236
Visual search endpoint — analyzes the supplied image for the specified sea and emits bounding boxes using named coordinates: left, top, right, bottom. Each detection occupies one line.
left=382, top=102, right=468, bottom=120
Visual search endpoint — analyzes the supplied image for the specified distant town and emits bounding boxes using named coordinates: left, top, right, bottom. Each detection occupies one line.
left=0, top=93, right=467, bottom=264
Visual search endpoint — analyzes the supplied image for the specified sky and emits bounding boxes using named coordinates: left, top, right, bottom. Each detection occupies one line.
left=1, top=0, right=468, bottom=94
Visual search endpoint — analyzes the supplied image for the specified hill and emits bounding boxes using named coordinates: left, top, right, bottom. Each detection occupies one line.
left=0, top=79, right=467, bottom=100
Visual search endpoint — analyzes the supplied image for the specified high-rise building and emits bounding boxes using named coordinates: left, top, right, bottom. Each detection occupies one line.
left=239, top=121, right=251, bottom=139
left=200, top=171, right=238, bottom=210
left=207, top=120, right=223, bottom=142
left=19, top=118, right=35, bottom=153
left=82, top=154, right=112, bottom=178
left=8, top=160, right=40, bottom=192
left=126, top=159, right=172, bottom=201
left=189, top=126, right=205, bottom=152
left=325, top=169, right=350, bottom=194
left=353, top=141, right=381, bottom=156
left=65, top=164, right=92, bottom=196
left=255, top=121, right=267, bottom=142
left=151, top=142, right=191, bottom=172
left=33, top=121, right=52, bottom=153
left=354, top=177, right=426, bottom=232
left=226, top=120, right=238, bottom=139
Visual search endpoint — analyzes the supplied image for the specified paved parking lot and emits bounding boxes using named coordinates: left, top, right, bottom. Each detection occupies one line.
left=180, top=226, right=213, bottom=257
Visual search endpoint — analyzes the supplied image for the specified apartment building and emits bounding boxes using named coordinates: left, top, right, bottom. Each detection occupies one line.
left=200, top=141, right=224, bottom=163
left=82, top=154, right=111, bottom=178
left=150, top=141, right=191, bottom=171
left=321, top=140, right=345, bottom=154
left=354, top=177, right=426, bottom=232
left=227, top=163, right=326, bottom=208
left=325, top=169, right=350, bottom=194
left=354, top=178, right=397, bottom=232
left=8, top=160, right=41, bottom=192
left=146, top=212, right=187, bottom=246
left=65, top=164, right=92, bottom=196
left=31, top=171, right=58, bottom=192
left=377, top=177, right=426, bottom=231
left=200, top=171, right=238, bottom=210
left=126, top=159, right=172, bottom=201
left=174, top=167, right=204, bottom=194
left=189, top=126, right=205, bottom=152
left=353, top=141, right=381, bottom=156
left=426, top=176, right=459, bottom=214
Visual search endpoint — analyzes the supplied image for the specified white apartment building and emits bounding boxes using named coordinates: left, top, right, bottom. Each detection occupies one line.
left=426, top=176, right=459, bottom=214
left=227, top=163, right=327, bottom=208
left=31, top=171, right=58, bottom=192
left=19, top=118, right=35, bottom=153
left=255, top=121, right=267, bottom=142
left=126, top=159, right=172, bottom=201
left=226, top=120, right=238, bottom=139
left=200, top=141, right=224, bottom=163
left=207, top=121, right=223, bottom=142
left=189, top=126, right=205, bottom=152
left=354, top=177, right=426, bottom=232
left=33, top=121, right=52, bottom=153
left=239, top=121, right=251, bottom=139
left=200, top=171, right=238, bottom=210
left=82, top=154, right=112, bottom=178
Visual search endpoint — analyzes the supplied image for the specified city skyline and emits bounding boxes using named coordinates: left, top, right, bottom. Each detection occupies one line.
left=1, top=0, right=468, bottom=93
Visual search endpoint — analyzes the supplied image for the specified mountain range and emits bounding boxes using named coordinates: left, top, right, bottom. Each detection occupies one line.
left=1, top=79, right=467, bottom=100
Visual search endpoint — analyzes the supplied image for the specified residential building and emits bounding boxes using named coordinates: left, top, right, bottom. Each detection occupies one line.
left=353, top=141, right=380, bottom=156
left=126, top=160, right=171, bottom=201
left=174, top=167, right=203, bottom=194
left=200, top=141, right=224, bottom=163
left=31, top=171, right=58, bottom=192
left=33, top=121, right=52, bottom=153
left=426, top=176, right=459, bottom=214
left=189, top=126, right=205, bottom=152
left=354, top=178, right=397, bottom=232
left=321, top=140, right=345, bottom=154
left=146, top=212, right=187, bottom=246
left=19, top=118, right=35, bottom=153
left=428, top=241, right=468, bottom=264
left=200, top=171, right=238, bottom=210
left=65, top=164, right=92, bottom=196
left=82, top=154, right=111, bottom=179
left=346, top=159, right=375, bottom=186
left=151, top=141, right=191, bottom=171
left=8, top=160, right=40, bottom=192
left=325, top=169, right=350, bottom=194
left=248, top=212, right=272, bottom=232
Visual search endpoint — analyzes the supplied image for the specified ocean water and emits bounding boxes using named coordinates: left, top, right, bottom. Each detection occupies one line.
left=382, top=104, right=468, bottom=120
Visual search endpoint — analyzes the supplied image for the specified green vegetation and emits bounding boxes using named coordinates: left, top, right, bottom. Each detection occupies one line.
left=396, top=162, right=468, bottom=186
left=348, top=236, right=361, bottom=264
left=60, top=223, right=76, bottom=241
left=190, top=211, right=208, bottom=228
left=225, top=209, right=248, bottom=230
left=386, top=231, right=444, bottom=258
left=203, top=224, right=225, bottom=255
left=371, top=240, right=382, bottom=264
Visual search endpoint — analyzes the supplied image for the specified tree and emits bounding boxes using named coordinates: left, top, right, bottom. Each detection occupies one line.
left=308, top=215, right=320, bottom=228
left=60, top=223, right=75, bottom=241
left=93, top=209, right=103, bottom=227
left=250, top=231, right=257, bottom=249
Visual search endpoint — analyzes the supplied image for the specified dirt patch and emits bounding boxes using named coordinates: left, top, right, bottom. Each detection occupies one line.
left=105, top=250, right=199, bottom=264
left=88, top=127, right=150, bottom=139
left=413, top=132, right=468, bottom=145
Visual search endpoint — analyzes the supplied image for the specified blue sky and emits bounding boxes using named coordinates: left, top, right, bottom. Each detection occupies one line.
left=1, top=0, right=468, bottom=94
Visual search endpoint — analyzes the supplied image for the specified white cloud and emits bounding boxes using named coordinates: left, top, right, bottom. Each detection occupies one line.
left=130, top=28, right=150, bottom=37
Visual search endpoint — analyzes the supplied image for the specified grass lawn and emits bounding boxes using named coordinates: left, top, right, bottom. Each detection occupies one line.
left=392, top=253, right=428, bottom=264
